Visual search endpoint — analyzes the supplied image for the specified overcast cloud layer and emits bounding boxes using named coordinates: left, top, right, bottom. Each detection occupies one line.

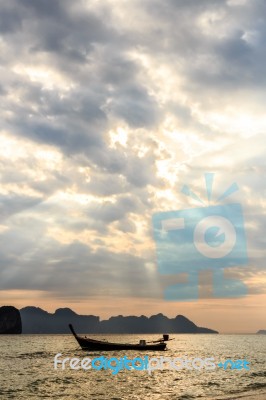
left=0, top=0, right=265, bottom=315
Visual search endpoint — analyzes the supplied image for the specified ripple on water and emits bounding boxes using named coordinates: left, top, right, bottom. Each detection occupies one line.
left=246, top=382, right=266, bottom=390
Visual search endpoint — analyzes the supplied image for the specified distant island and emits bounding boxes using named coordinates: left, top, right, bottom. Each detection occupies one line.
left=18, top=306, right=218, bottom=334
left=256, top=330, right=266, bottom=334
left=0, top=306, right=22, bottom=334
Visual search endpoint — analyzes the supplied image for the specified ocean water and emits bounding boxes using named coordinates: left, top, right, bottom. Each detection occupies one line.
left=0, top=334, right=265, bottom=399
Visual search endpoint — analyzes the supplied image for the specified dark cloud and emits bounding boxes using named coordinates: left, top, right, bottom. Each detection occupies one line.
left=0, top=194, right=43, bottom=219
left=86, top=174, right=129, bottom=197
left=87, top=196, right=140, bottom=224
left=0, top=230, right=161, bottom=298
left=115, top=218, right=137, bottom=234
left=107, top=86, right=160, bottom=128
left=0, top=6, right=22, bottom=34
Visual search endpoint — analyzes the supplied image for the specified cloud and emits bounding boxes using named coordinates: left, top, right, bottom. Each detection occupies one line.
left=0, top=225, right=162, bottom=299
left=0, top=194, right=43, bottom=219
left=0, top=0, right=265, bottom=307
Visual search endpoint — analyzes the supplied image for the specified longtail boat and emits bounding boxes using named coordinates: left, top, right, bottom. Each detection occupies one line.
left=69, top=324, right=169, bottom=351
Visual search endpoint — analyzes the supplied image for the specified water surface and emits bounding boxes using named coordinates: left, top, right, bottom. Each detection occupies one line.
left=0, top=334, right=265, bottom=399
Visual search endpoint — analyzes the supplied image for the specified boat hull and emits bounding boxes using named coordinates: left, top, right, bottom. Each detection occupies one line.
left=76, top=337, right=166, bottom=351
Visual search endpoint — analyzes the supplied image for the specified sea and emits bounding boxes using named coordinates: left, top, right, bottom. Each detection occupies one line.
left=0, top=334, right=265, bottom=400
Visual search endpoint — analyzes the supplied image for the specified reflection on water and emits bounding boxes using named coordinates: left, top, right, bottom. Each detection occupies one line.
left=0, top=334, right=265, bottom=399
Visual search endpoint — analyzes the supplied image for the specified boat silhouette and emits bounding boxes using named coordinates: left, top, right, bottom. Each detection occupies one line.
left=69, top=324, right=170, bottom=351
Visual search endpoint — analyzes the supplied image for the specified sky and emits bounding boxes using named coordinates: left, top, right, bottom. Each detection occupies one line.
left=0, top=0, right=265, bottom=333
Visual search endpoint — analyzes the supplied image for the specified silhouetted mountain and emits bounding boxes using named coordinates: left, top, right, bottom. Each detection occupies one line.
left=0, top=306, right=22, bottom=334
left=19, top=306, right=218, bottom=334
left=256, top=330, right=266, bottom=334
left=20, top=306, right=99, bottom=334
